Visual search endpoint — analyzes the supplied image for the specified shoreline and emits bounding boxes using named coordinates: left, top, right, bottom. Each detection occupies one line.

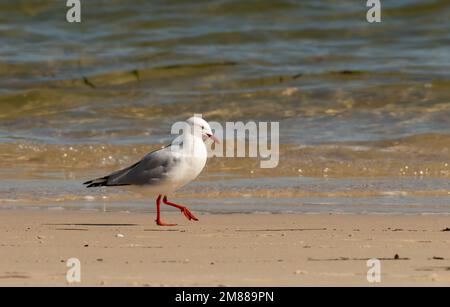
left=1, top=205, right=450, bottom=216
left=0, top=210, right=449, bottom=286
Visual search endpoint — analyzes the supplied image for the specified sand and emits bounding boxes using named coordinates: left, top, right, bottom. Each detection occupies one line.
left=0, top=210, right=449, bottom=286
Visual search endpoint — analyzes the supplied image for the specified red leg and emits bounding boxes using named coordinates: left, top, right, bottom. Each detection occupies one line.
left=155, top=194, right=177, bottom=226
left=163, top=196, right=199, bottom=221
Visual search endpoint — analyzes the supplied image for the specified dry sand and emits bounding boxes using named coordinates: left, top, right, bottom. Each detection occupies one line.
left=0, top=210, right=449, bottom=286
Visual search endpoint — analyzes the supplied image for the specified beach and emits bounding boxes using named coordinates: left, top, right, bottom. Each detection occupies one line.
left=1, top=210, right=449, bottom=286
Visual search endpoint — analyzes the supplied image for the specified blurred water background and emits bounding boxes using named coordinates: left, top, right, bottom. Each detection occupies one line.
left=0, top=0, right=449, bottom=214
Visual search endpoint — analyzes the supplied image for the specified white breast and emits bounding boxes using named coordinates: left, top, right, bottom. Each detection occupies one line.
left=166, top=134, right=207, bottom=189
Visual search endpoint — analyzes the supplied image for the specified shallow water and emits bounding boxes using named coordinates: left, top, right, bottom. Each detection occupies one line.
left=0, top=0, right=449, bottom=213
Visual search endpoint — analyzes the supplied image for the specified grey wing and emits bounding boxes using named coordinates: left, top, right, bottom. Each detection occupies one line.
left=83, top=147, right=180, bottom=187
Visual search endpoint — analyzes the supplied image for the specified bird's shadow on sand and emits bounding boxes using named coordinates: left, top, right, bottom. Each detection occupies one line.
left=44, top=223, right=182, bottom=231
left=43, top=223, right=138, bottom=227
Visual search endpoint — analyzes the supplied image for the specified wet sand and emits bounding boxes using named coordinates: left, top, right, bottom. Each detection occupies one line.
left=0, top=210, right=449, bottom=286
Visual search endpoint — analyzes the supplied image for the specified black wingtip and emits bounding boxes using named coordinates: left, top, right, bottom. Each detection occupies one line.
left=85, top=182, right=106, bottom=188
left=83, top=175, right=132, bottom=188
left=83, top=176, right=108, bottom=188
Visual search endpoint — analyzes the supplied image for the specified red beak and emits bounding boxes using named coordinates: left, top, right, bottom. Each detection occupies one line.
left=207, top=133, right=220, bottom=144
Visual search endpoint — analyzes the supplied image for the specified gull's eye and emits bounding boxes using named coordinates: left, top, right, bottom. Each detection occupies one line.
left=201, top=125, right=204, bottom=130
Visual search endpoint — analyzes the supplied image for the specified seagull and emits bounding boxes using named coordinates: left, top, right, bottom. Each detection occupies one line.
left=83, top=116, right=219, bottom=226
